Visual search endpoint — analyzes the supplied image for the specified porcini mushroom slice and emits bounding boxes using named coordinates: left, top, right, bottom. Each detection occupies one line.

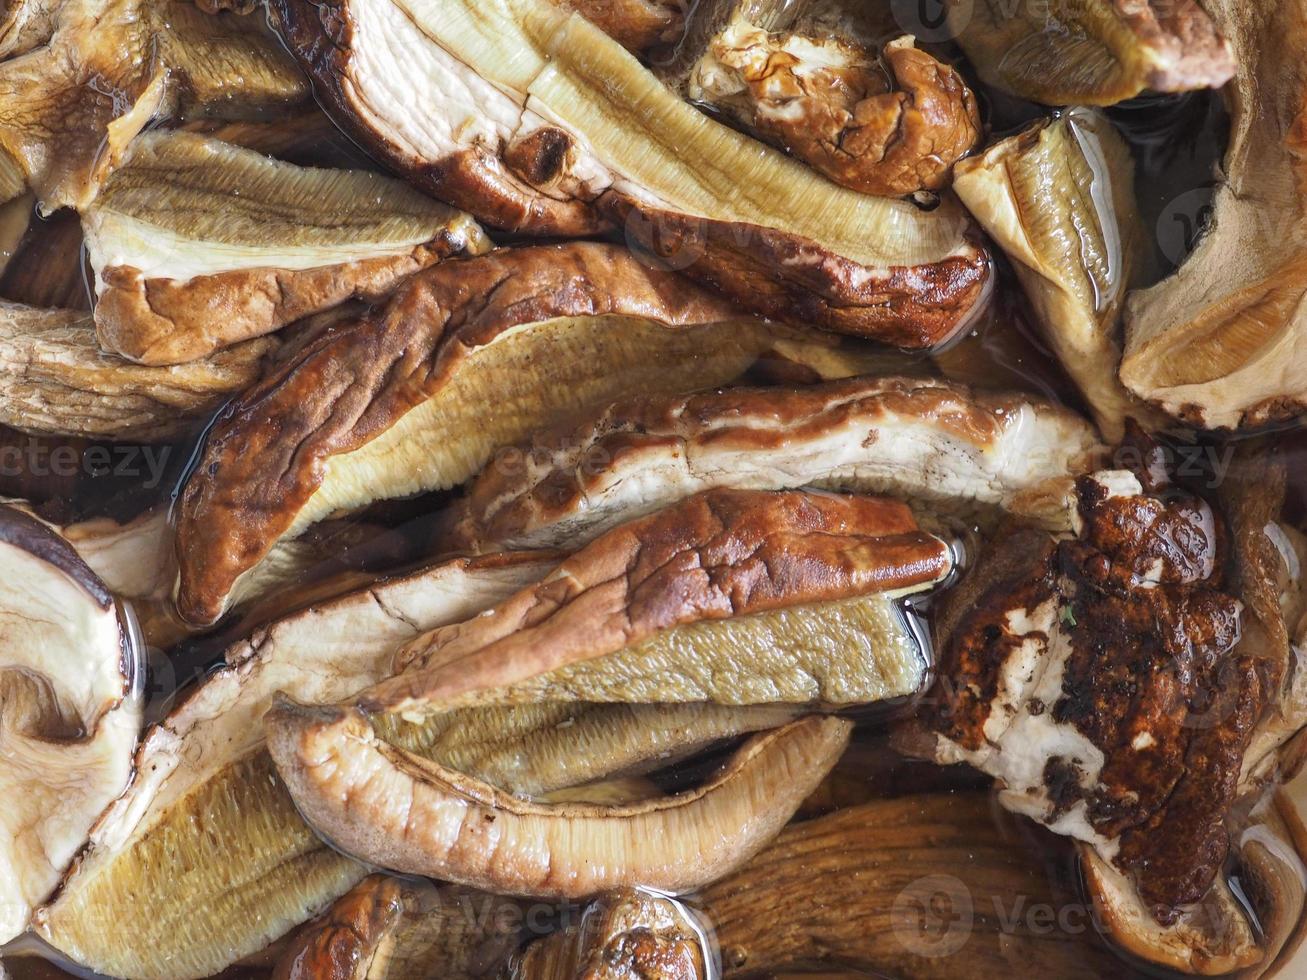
left=442, top=375, right=1104, bottom=555
left=506, top=889, right=706, bottom=980
left=0, top=504, right=141, bottom=945
left=549, top=0, right=683, bottom=52
left=677, top=2, right=981, bottom=196
left=0, top=191, right=30, bottom=277
left=267, top=703, right=852, bottom=898
left=0, top=0, right=306, bottom=212
left=1121, top=0, right=1307, bottom=429
left=35, top=552, right=557, bottom=980
left=0, top=0, right=58, bottom=58
left=86, top=132, right=490, bottom=366
left=375, top=489, right=953, bottom=718
left=948, top=0, right=1234, bottom=106
left=173, top=242, right=865, bottom=627
left=271, top=0, right=990, bottom=344
left=0, top=301, right=276, bottom=440
left=953, top=109, right=1161, bottom=441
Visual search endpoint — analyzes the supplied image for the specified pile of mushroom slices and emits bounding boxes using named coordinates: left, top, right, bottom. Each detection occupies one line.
left=1, top=0, right=1307, bottom=978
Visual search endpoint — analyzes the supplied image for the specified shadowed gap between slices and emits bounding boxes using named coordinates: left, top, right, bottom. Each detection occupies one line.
left=173, top=242, right=886, bottom=627
left=85, top=130, right=491, bottom=366
left=269, top=0, right=991, bottom=342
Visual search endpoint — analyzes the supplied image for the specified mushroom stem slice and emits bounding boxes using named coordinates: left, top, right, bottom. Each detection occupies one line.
left=270, top=0, right=991, bottom=343
left=173, top=242, right=864, bottom=627
left=0, top=504, right=141, bottom=944
left=949, top=0, right=1235, bottom=106
left=1121, top=0, right=1307, bottom=429
left=443, top=375, right=1105, bottom=555
left=266, top=702, right=852, bottom=898
left=35, top=552, right=557, bottom=980
left=0, top=300, right=276, bottom=441
left=86, top=131, right=490, bottom=366
left=681, top=3, right=981, bottom=196
left=953, top=108, right=1160, bottom=441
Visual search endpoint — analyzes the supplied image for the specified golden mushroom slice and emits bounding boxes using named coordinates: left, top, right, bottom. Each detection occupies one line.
left=0, top=0, right=58, bottom=58
left=268, top=704, right=851, bottom=899
left=271, top=0, right=991, bottom=345
left=442, top=375, right=1104, bottom=555
left=0, top=0, right=306, bottom=212
left=675, top=1, right=981, bottom=196
left=948, top=0, right=1234, bottom=106
left=953, top=108, right=1163, bottom=441
left=35, top=551, right=558, bottom=980
left=173, top=242, right=869, bottom=627
left=1122, top=0, right=1307, bottom=429
left=0, top=300, right=276, bottom=440
left=86, top=131, right=490, bottom=366
left=0, top=504, right=141, bottom=945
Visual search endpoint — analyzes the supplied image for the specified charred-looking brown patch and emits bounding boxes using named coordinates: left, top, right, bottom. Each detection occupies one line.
left=273, top=876, right=403, bottom=980
left=504, top=128, right=576, bottom=189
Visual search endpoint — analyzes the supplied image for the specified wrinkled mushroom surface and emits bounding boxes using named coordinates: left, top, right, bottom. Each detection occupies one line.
left=0, top=504, right=141, bottom=945
left=442, top=374, right=1104, bottom=556
left=173, top=242, right=862, bottom=626
left=86, top=131, right=490, bottom=365
left=270, top=0, right=991, bottom=343
left=35, top=552, right=556, bottom=980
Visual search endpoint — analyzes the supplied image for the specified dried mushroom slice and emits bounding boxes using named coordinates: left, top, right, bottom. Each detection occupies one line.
left=86, top=132, right=490, bottom=366
left=549, top=0, right=684, bottom=52
left=1122, top=0, right=1307, bottom=429
left=267, top=702, right=851, bottom=899
left=949, top=0, right=1234, bottom=106
left=173, top=242, right=864, bottom=627
left=0, top=0, right=307, bottom=212
left=953, top=109, right=1162, bottom=441
left=274, top=876, right=535, bottom=980
left=443, top=375, right=1104, bottom=555
left=506, top=889, right=707, bottom=980
left=0, top=300, right=275, bottom=441
left=271, top=0, right=991, bottom=344
left=374, top=489, right=954, bottom=718
left=0, top=504, right=141, bottom=944
left=35, top=552, right=556, bottom=980
left=0, top=0, right=58, bottom=58
left=677, top=1, right=981, bottom=196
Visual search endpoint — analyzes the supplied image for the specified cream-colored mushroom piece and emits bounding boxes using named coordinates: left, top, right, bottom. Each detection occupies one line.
left=0, top=503, right=141, bottom=944
left=1121, top=0, right=1307, bottom=429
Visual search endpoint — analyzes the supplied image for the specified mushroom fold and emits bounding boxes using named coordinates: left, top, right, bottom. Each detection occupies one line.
left=270, top=0, right=991, bottom=344
left=35, top=552, right=557, bottom=980
left=0, top=300, right=276, bottom=441
left=441, top=375, right=1104, bottom=555
left=677, top=1, right=981, bottom=196
left=86, top=132, right=490, bottom=365
left=173, top=242, right=872, bottom=626
left=0, top=504, right=141, bottom=944
left=1122, top=0, right=1307, bottom=429
left=948, top=0, right=1235, bottom=106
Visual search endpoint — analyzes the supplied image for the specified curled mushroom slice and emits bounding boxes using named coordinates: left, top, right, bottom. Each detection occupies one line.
left=374, top=489, right=954, bottom=717
left=86, top=132, right=490, bottom=366
left=173, top=242, right=869, bottom=627
left=0, top=300, right=276, bottom=440
left=953, top=108, right=1162, bottom=441
left=442, top=375, right=1104, bottom=555
left=271, top=0, right=991, bottom=344
left=0, top=504, right=141, bottom=944
left=1122, top=0, right=1307, bottom=429
left=0, top=0, right=306, bottom=212
left=948, top=0, right=1234, bottom=106
left=678, top=1, right=981, bottom=196
left=506, top=889, right=707, bottom=980
left=267, top=703, right=851, bottom=898
left=35, top=552, right=556, bottom=980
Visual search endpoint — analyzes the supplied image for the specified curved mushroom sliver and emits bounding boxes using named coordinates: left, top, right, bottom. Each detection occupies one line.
left=173, top=242, right=863, bottom=627
left=270, top=0, right=991, bottom=345
left=266, top=702, right=851, bottom=898
left=442, top=375, right=1105, bottom=556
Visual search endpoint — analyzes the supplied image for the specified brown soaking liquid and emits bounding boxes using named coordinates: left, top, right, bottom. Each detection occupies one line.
left=1, top=45, right=1303, bottom=980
